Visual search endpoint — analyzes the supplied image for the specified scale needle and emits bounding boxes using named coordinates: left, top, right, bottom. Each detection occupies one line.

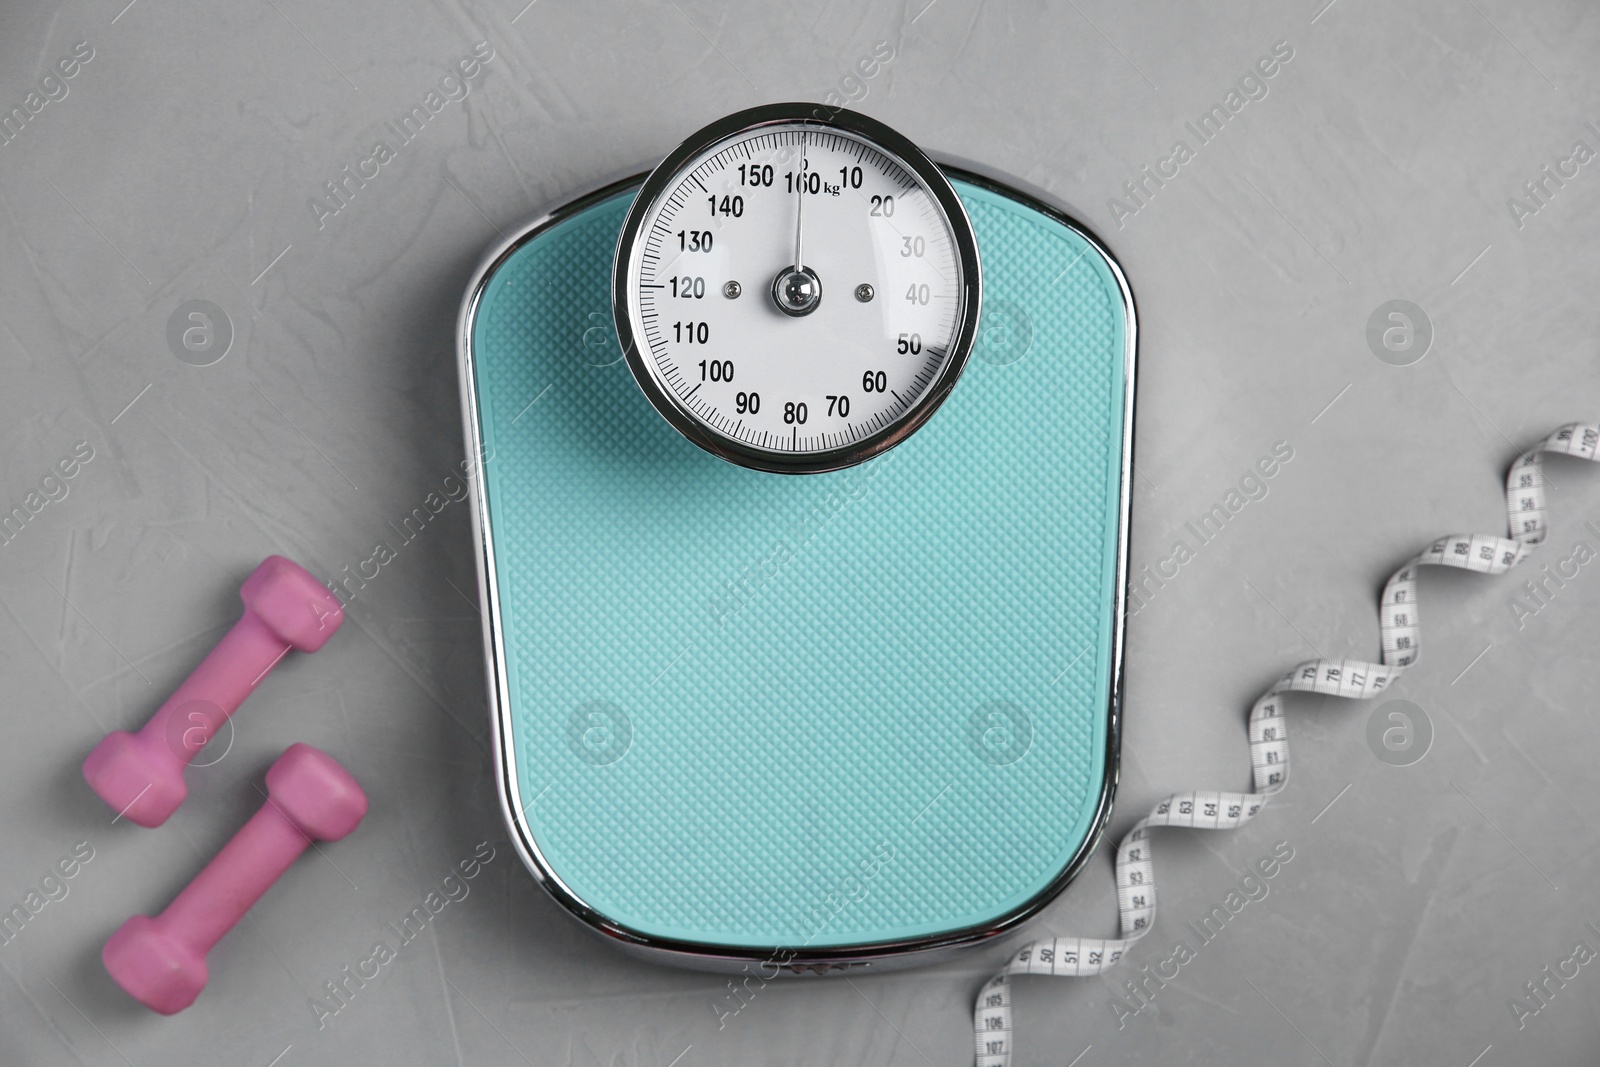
left=793, top=130, right=807, bottom=271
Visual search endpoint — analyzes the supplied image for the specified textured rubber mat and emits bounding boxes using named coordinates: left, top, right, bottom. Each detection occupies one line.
left=464, top=176, right=1130, bottom=951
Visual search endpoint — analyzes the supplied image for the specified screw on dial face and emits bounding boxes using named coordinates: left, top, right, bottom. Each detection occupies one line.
left=613, top=103, right=982, bottom=475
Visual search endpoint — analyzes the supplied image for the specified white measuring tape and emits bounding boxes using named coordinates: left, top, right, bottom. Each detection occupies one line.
left=973, top=421, right=1600, bottom=1067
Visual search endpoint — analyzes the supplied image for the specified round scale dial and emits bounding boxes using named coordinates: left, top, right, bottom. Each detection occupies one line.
left=613, top=104, right=981, bottom=474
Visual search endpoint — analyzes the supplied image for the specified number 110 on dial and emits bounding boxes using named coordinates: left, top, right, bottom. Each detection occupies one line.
left=612, top=103, right=981, bottom=474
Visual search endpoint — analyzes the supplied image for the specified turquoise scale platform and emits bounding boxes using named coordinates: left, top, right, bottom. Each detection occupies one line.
left=460, top=173, right=1133, bottom=959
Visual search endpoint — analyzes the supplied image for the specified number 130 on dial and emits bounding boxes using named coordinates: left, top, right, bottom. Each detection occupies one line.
left=612, top=102, right=982, bottom=474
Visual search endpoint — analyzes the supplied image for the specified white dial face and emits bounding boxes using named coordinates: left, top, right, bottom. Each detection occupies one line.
left=621, top=122, right=971, bottom=464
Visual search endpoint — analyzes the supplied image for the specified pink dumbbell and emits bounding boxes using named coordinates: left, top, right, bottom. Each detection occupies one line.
left=83, top=556, right=343, bottom=828
left=103, top=743, right=367, bottom=1014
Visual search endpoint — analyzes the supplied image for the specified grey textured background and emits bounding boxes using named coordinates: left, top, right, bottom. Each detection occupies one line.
left=3, top=1, right=1600, bottom=1065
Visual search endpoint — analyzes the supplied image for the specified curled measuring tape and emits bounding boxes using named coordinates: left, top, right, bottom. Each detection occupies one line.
left=973, top=421, right=1600, bottom=1067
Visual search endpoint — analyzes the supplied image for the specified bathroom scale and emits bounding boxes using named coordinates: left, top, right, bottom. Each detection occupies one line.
left=455, top=104, right=1136, bottom=974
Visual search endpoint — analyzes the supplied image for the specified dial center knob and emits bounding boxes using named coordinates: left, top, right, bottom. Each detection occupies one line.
left=772, top=266, right=822, bottom=317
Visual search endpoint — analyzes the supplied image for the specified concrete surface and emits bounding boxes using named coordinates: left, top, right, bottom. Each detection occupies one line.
left=2, top=1, right=1600, bottom=1065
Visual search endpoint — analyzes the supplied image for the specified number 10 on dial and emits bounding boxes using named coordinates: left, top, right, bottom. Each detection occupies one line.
left=612, top=103, right=982, bottom=474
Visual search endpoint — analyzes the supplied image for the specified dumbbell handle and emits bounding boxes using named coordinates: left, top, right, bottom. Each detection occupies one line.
left=158, top=798, right=309, bottom=956
left=143, top=611, right=291, bottom=769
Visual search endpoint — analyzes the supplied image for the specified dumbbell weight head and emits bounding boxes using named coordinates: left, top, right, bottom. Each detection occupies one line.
left=240, top=555, right=344, bottom=654
left=99, top=915, right=207, bottom=1017
left=81, top=730, right=189, bottom=829
left=262, top=741, right=368, bottom=841
left=102, top=744, right=367, bottom=1014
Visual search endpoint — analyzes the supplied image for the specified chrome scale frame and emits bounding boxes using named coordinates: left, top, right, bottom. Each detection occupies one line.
left=454, top=158, right=1139, bottom=977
